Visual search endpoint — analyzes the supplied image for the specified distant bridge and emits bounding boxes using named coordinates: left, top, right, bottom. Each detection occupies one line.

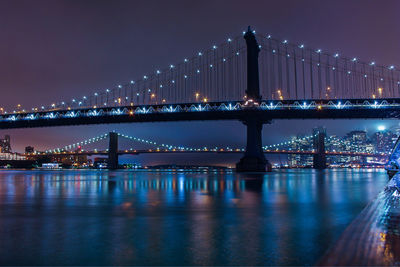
left=17, top=131, right=388, bottom=169
left=25, top=149, right=388, bottom=157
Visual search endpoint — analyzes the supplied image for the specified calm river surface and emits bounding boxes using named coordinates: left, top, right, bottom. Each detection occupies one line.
left=0, top=169, right=388, bottom=266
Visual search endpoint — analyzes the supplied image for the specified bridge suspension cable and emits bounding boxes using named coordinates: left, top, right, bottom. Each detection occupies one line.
left=45, top=133, right=110, bottom=153
left=13, top=35, right=247, bottom=114
left=43, top=132, right=325, bottom=155
left=257, top=34, right=400, bottom=100
left=33, top=130, right=393, bottom=157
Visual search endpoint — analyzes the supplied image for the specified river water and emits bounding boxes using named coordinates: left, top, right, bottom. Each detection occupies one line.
left=0, top=169, right=388, bottom=266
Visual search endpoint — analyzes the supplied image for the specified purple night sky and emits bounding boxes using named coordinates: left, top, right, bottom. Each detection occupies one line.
left=1, top=0, right=400, bottom=165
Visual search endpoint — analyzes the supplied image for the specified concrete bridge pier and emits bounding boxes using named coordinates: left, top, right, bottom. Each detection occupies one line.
left=236, top=27, right=271, bottom=172
left=108, top=132, right=119, bottom=169
left=236, top=118, right=270, bottom=172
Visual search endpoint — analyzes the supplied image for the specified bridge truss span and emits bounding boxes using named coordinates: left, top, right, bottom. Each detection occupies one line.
left=2, top=99, right=400, bottom=129
left=2, top=27, right=399, bottom=171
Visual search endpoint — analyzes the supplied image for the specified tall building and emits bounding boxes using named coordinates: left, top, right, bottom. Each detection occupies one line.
left=371, top=130, right=397, bottom=153
left=346, top=131, right=367, bottom=145
left=25, top=146, right=34, bottom=153
left=344, top=130, right=368, bottom=163
left=0, top=135, right=11, bottom=153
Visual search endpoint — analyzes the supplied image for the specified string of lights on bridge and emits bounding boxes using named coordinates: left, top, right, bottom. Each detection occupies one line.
left=258, top=32, right=399, bottom=73
left=5, top=35, right=246, bottom=114
left=257, top=32, right=400, bottom=101
left=41, top=131, right=383, bottom=156
left=44, top=133, right=110, bottom=153
left=42, top=131, right=321, bottom=154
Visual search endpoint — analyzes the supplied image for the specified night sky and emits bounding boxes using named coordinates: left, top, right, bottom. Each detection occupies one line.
left=1, top=0, right=400, bottom=165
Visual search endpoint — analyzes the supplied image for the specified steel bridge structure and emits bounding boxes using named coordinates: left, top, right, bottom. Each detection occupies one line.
left=1, top=27, right=400, bottom=171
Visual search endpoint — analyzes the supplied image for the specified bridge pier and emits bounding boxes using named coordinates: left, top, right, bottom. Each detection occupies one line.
left=313, top=127, right=327, bottom=169
left=236, top=27, right=271, bottom=172
left=108, top=132, right=119, bottom=169
left=236, top=118, right=270, bottom=172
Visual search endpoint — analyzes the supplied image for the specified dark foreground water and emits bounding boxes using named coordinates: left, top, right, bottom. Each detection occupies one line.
left=0, top=169, right=389, bottom=266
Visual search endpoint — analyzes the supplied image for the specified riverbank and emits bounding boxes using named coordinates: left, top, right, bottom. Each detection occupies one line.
left=320, top=173, right=400, bottom=265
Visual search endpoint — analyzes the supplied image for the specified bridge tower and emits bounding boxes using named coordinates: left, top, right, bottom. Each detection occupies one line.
left=108, top=132, right=119, bottom=169
left=236, top=27, right=269, bottom=172
left=313, top=127, right=327, bottom=169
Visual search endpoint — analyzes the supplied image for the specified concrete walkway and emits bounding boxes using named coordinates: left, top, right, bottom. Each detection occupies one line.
left=319, top=174, right=400, bottom=266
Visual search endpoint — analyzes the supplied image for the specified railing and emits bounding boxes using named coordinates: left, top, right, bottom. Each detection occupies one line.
left=2, top=98, right=400, bottom=123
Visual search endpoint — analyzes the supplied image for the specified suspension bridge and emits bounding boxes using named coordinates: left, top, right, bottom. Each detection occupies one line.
left=1, top=26, right=400, bottom=171
left=16, top=131, right=387, bottom=170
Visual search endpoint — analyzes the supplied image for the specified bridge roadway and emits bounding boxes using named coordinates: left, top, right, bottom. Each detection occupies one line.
left=1, top=99, right=400, bottom=129
left=25, top=149, right=387, bottom=157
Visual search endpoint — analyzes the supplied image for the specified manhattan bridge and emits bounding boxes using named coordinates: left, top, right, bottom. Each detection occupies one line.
left=2, top=26, right=400, bottom=172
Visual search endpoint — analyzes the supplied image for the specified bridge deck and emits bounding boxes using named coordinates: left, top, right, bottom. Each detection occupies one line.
left=2, top=99, right=400, bottom=129
left=319, top=174, right=400, bottom=266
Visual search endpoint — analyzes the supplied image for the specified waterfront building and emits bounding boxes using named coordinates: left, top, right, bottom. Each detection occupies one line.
left=287, top=128, right=398, bottom=167
left=0, top=135, right=11, bottom=153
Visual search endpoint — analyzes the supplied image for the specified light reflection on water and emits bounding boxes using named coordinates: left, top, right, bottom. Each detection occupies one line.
left=0, top=169, right=388, bottom=266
